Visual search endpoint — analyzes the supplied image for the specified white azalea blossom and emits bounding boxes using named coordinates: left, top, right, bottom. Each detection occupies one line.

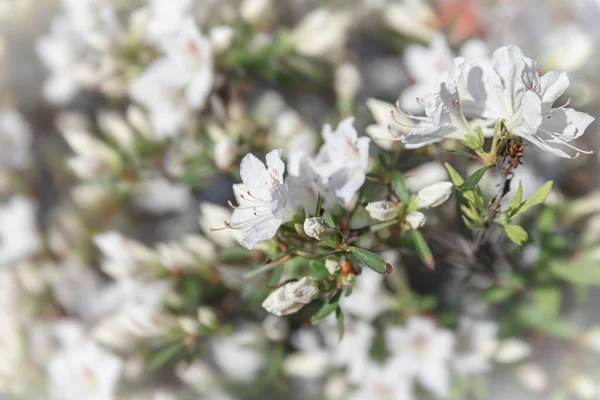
left=293, top=8, right=350, bottom=61
left=416, top=181, right=454, bottom=208
left=385, top=316, right=455, bottom=398
left=366, top=98, right=411, bottom=151
left=0, top=196, right=41, bottom=266
left=0, top=108, right=33, bottom=169
left=286, top=151, right=336, bottom=212
left=226, top=149, right=290, bottom=250
left=262, top=277, right=319, bottom=316
left=453, top=318, right=498, bottom=377
left=211, top=325, right=266, bottom=382
left=313, top=117, right=370, bottom=204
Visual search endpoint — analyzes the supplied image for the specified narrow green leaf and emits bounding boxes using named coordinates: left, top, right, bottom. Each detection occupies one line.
left=444, top=162, right=465, bottom=186
left=459, top=165, right=491, bottom=190
left=336, top=307, right=345, bottom=339
left=508, top=181, right=523, bottom=216
left=391, top=171, right=410, bottom=204
left=504, top=224, right=528, bottom=245
left=149, top=341, right=182, bottom=370
left=349, top=247, right=390, bottom=274
left=322, top=212, right=336, bottom=228
left=268, top=265, right=284, bottom=287
left=482, top=286, right=514, bottom=304
left=410, top=230, right=435, bottom=269
left=315, top=194, right=323, bottom=217
left=517, top=181, right=553, bottom=214
left=311, top=290, right=342, bottom=324
left=370, top=219, right=400, bottom=232
left=461, top=215, right=476, bottom=229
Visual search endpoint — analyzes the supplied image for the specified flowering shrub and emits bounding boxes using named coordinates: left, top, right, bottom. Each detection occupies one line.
left=2, top=0, right=600, bottom=399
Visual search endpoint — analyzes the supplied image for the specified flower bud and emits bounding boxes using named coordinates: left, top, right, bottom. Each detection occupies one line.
left=262, top=277, right=319, bottom=316
left=293, top=9, right=350, bottom=61
left=324, top=257, right=340, bottom=275
left=209, top=25, right=234, bottom=54
left=240, top=0, right=273, bottom=25
left=213, top=136, right=238, bottom=171
left=406, top=211, right=427, bottom=229
left=365, top=201, right=398, bottom=221
left=334, top=63, right=361, bottom=100
left=303, top=217, right=328, bottom=240
left=416, top=181, right=454, bottom=208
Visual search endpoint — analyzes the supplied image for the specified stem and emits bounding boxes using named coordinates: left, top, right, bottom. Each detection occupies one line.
left=473, top=168, right=511, bottom=250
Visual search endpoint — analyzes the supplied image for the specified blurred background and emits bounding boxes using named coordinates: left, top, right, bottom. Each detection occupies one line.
left=2, top=0, right=600, bottom=399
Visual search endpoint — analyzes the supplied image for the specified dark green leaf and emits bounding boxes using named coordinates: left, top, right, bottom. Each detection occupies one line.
left=410, top=230, right=435, bottom=269
left=459, top=165, right=491, bottom=190
left=311, top=290, right=342, bottom=324
left=349, top=247, right=390, bottom=274
left=336, top=307, right=345, bottom=339
left=149, top=341, right=182, bottom=370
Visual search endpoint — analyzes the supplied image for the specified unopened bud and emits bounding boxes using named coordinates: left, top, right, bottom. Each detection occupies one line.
left=406, top=211, right=427, bottom=229
left=365, top=201, right=398, bottom=221
left=416, top=181, right=454, bottom=208
left=303, top=217, right=328, bottom=240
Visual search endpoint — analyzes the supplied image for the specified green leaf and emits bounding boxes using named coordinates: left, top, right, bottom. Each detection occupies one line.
left=349, top=247, right=390, bottom=274
left=508, top=181, right=523, bottom=217
left=550, top=260, right=600, bottom=285
left=482, top=286, right=514, bottom=304
left=391, top=171, right=410, bottom=204
left=268, top=265, right=284, bottom=287
left=336, top=307, right=345, bottom=339
left=149, top=341, right=182, bottom=370
left=516, top=304, right=577, bottom=338
left=458, top=165, right=491, bottom=190
left=517, top=181, right=553, bottom=214
left=410, top=230, right=435, bottom=269
left=370, top=219, right=400, bottom=232
left=315, top=194, right=323, bottom=217
left=504, top=224, right=528, bottom=245
left=444, top=162, right=464, bottom=186
left=309, top=260, right=330, bottom=280
left=532, top=287, right=561, bottom=317
left=322, top=212, right=336, bottom=228
left=311, top=290, right=342, bottom=324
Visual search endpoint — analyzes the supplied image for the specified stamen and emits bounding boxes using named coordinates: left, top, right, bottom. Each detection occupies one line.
left=538, top=127, right=594, bottom=155
left=394, top=99, right=427, bottom=121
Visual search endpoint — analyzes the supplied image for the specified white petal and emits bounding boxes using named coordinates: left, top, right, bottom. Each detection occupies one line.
left=539, top=70, right=569, bottom=109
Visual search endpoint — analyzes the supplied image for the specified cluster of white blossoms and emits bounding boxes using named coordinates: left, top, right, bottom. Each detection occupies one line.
left=397, top=44, right=595, bottom=158
left=1, top=0, right=600, bottom=399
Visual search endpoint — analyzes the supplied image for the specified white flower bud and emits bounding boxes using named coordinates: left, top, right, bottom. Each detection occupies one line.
left=325, top=257, right=340, bottom=275
left=240, top=0, right=272, bottom=25
left=334, top=63, right=361, bottom=100
left=406, top=211, right=427, bottom=229
left=197, top=307, right=218, bottom=328
left=516, top=363, right=548, bottom=393
left=365, top=201, right=398, bottom=221
left=209, top=25, right=234, bottom=53
left=303, top=217, right=328, bottom=240
left=483, top=337, right=531, bottom=363
left=179, top=317, right=199, bottom=335
left=571, top=374, right=597, bottom=399
left=213, top=136, right=237, bottom=171
left=262, top=315, right=288, bottom=341
left=416, top=181, right=454, bottom=208
left=262, top=277, right=319, bottom=316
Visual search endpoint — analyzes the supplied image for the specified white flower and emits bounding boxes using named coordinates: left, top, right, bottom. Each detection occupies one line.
left=405, top=211, right=427, bottom=229
left=365, top=201, right=398, bottom=222
left=385, top=316, right=455, bottom=398
left=145, top=0, right=193, bottom=45
left=199, top=203, right=243, bottom=248
left=570, top=374, right=598, bottom=399
left=226, top=149, right=290, bottom=250
left=483, top=337, right=531, bottom=363
left=282, top=351, right=329, bottom=378
left=286, top=151, right=336, bottom=213
left=97, top=111, right=135, bottom=154
left=131, top=177, right=192, bottom=215
left=213, top=136, right=238, bottom=171
left=329, top=319, right=376, bottom=383
left=47, top=339, right=123, bottom=400
left=516, top=363, right=548, bottom=393
left=209, top=25, right=234, bottom=54
left=211, top=325, right=266, bottom=382
left=49, top=260, right=103, bottom=318
left=452, top=318, right=498, bottom=377
left=313, top=117, right=370, bottom=204
left=349, top=361, right=414, bottom=400
left=542, top=25, right=593, bottom=72
left=416, top=181, right=454, bottom=208
left=293, top=8, right=350, bottom=61
left=240, top=0, right=273, bottom=25
left=339, top=268, right=391, bottom=321
left=400, top=34, right=488, bottom=114
left=0, top=108, right=33, bottom=169
left=334, top=63, right=361, bottom=100
left=383, top=0, right=437, bottom=43
left=93, top=231, right=158, bottom=279
left=459, top=45, right=594, bottom=158
left=365, top=98, right=411, bottom=151
left=404, top=162, right=449, bottom=192
left=303, top=217, right=328, bottom=240
left=262, top=277, right=319, bottom=316
left=0, top=196, right=41, bottom=265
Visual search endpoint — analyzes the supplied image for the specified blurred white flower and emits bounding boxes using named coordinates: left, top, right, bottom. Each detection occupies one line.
left=146, top=0, right=193, bottom=44
left=516, top=363, right=548, bottom=393
left=293, top=8, right=350, bottom=61
left=269, top=109, right=317, bottom=155
left=406, top=211, right=427, bottom=229
left=0, top=196, right=41, bottom=265
left=283, top=351, right=329, bottom=378
left=199, top=203, right=243, bottom=248
left=213, top=136, right=238, bottom=171
left=262, top=277, right=319, bottom=316
left=334, top=62, right=361, bottom=100
left=49, top=260, right=103, bottom=319
left=416, top=181, right=454, bottom=208
left=383, top=0, right=437, bottom=42
left=365, top=201, right=398, bottom=221
left=211, top=325, right=266, bottom=382
left=94, top=231, right=158, bottom=279
left=313, top=117, right=370, bottom=204
left=385, top=316, right=455, bottom=398
left=262, top=315, right=288, bottom=342
left=542, top=25, right=593, bottom=72
left=131, top=177, right=192, bottom=215
left=404, top=162, right=449, bottom=192
left=483, top=337, right=532, bottom=363
left=0, top=108, right=32, bottom=169
left=340, top=268, right=391, bottom=321
left=330, top=319, right=375, bottom=383
left=240, top=0, right=273, bottom=25
left=570, top=374, right=598, bottom=399
left=227, top=149, right=290, bottom=249
left=97, top=111, right=136, bottom=155
left=349, top=361, right=413, bottom=400
left=62, top=128, right=121, bottom=179
left=47, top=339, right=123, bottom=400
left=452, top=318, right=498, bottom=377
left=209, top=25, right=234, bottom=53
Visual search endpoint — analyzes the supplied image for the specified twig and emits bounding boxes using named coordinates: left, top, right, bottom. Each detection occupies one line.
left=473, top=167, right=512, bottom=250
